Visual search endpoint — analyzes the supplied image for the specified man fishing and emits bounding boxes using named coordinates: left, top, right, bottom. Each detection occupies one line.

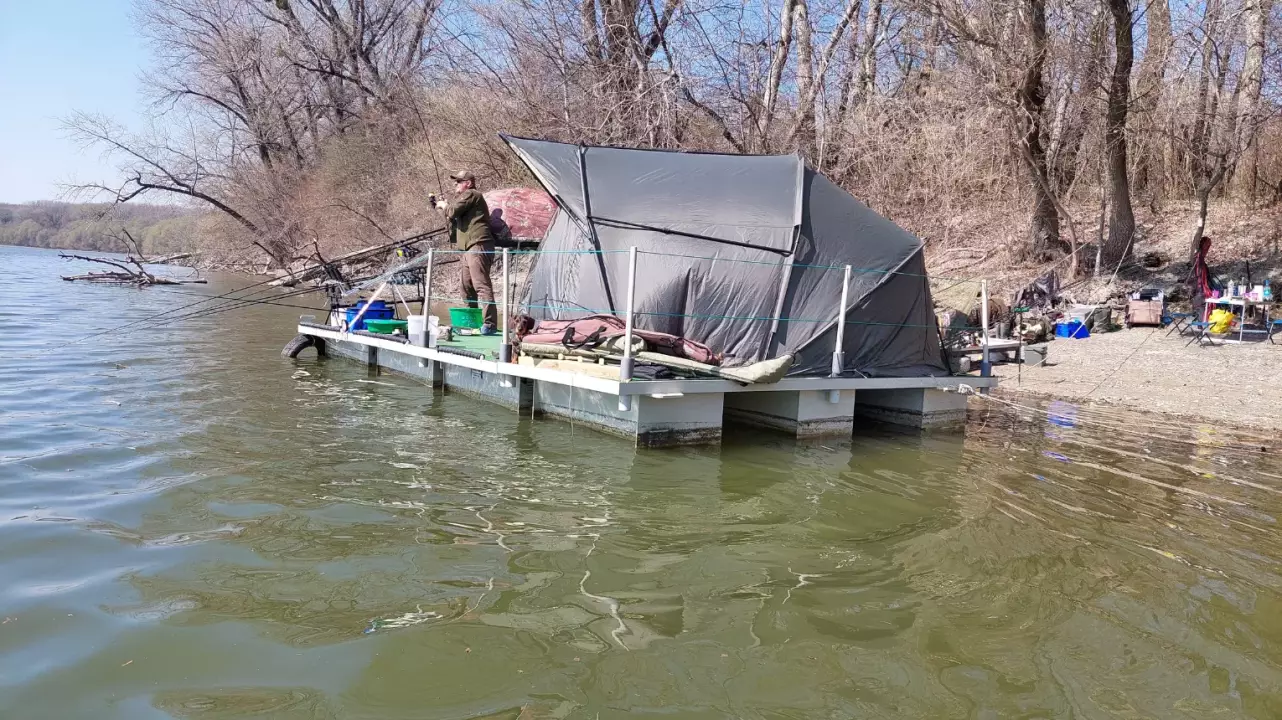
left=430, top=171, right=497, bottom=335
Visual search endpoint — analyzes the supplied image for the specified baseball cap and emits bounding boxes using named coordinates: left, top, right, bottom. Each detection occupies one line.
left=449, top=170, right=476, bottom=182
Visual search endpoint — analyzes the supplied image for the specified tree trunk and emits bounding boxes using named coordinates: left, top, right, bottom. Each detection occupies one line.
left=789, top=0, right=858, bottom=158
left=1102, top=0, right=1135, bottom=267
left=854, top=0, right=882, bottom=106
left=1236, top=0, right=1271, bottom=202
left=1132, top=0, right=1171, bottom=198
left=581, top=0, right=603, bottom=64
left=792, top=0, right=816, bottom=158
left=1190, top=184, right=1212, bottom=259
left=1016, top=0, right=1064, bottom=260
left=834, top=2, right=862, bottom=128
left=760, top=0, right=798, bottom=150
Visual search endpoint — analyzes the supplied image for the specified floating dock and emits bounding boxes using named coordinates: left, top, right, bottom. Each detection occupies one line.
left=294, top=321, right=996, bottom=448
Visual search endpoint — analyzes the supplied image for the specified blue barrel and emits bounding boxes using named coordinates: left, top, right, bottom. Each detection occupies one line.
left=345, top=300, right=394, bottom=331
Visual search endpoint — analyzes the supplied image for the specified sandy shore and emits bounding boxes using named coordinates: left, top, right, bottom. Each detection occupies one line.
left=989, top=326, right=1282, bottom=432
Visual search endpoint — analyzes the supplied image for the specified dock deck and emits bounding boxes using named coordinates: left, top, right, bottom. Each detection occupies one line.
left=298, top=323, right=997, bottom=447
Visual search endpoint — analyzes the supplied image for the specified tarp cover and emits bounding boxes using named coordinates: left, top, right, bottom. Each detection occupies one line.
left=505, top=135, right=947, bottom=377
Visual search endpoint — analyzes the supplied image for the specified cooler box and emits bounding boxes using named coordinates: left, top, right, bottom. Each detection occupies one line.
left=1055, top=320, right=1090, bottom=339
left=1126, top=300, right=1163, bottom=327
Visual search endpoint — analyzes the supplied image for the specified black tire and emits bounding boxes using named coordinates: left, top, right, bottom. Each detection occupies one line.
left=282, top=334, right=318, bottom=358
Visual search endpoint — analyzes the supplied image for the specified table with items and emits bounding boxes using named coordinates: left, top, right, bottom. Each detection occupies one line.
left=1203, top=296, right=1272, bottom=343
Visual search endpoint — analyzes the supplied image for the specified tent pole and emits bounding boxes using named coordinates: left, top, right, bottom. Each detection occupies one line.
left=578, top=144, right=616, bottom=312
left=500, top=248, right=512, bottom=365
left=980, top=279, right=991, bottom=385
left=830, top=264, right=851, bottom=378
left=618, top=246, right=638, bottom=412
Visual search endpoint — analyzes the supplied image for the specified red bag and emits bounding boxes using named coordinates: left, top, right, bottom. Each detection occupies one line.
left=520, top=314, right=721, bottom=365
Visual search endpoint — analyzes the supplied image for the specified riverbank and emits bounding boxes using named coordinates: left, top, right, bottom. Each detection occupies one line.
left=991, top=327, right=1282, bottom=433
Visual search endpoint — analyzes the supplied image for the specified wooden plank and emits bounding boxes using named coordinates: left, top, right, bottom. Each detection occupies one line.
left=518, top=355, right=622, bottom=380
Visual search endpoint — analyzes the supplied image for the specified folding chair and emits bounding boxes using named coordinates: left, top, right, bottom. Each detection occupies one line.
left=1185, top=321, right=1218, bottom=347
left=1270, top=319, right=1282, bottom=344
left=1165, top=312, right=1194, bottom=336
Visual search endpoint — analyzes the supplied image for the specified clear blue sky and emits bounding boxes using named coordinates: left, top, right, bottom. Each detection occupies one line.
left=0, top=0, right=147, bottom=203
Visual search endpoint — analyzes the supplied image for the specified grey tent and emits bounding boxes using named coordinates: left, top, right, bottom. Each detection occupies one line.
left=504, top=135, right=948, bottom=378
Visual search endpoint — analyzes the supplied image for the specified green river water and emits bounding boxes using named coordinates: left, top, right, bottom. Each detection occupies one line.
left=4, top=244, right=1282, bottom=718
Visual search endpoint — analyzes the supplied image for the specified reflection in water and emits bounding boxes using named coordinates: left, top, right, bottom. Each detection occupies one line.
left=3, top=246, right=1282, bottom=718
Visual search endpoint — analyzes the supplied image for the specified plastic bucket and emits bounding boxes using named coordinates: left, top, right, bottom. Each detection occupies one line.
left=364, top=319, right=408, bottom=334
left=449, top=307, right=483, bottom=329
left=345, top=300, right=394, bottom=331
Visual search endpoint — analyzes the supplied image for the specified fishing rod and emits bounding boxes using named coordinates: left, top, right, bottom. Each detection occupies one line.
left=165, top=229, right=448, bottom=325
left=166, top=285, right=332, bottom=322
left=151, top=285, right=331, bottom=317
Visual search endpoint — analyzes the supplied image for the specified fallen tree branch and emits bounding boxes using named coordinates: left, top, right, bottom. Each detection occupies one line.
left=58, top=253, right=205, bottom=286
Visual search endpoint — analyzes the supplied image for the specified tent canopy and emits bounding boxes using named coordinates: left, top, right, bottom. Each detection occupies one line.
left=504, top=135, right=947, bottom=378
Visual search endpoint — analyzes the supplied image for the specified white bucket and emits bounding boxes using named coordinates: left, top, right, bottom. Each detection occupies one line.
left=408, top=315, right=428, bottom=348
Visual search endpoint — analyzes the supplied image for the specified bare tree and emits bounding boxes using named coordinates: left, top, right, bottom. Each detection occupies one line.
left=1101, top=0, right=1135, bottom=267
left=1234, top=0, right=1272, bottom=201
left=1017, top=0, right=1065, bottom=260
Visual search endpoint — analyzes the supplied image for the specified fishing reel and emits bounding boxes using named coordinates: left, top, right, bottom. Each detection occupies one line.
left=391, top=245, right=425, bottom=286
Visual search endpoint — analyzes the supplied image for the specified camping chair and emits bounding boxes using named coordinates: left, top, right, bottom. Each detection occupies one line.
left=1269, top=319, right=1282, bottom=344
left=1165, top=312, right=1194, bottom=336
left=1185, top=321, right=1218, bottom=347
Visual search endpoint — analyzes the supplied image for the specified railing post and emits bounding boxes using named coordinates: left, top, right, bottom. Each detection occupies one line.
left=622, top=247, right=638, bottom=380
left=830, top=264, right=851, bottom=377
left=417, top=249, right=435, bottom=367
left=422, top=249, right=434, bottom=318
left=499, top=248, right=512, bottom=364
left=618, top=247, right=638, bottom=412
left=980, top=279, right=991, bottom=384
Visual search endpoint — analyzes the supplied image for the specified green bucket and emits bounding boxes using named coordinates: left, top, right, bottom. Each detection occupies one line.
left=364, top=319, right=408, bottom=334
left=449, top=307, right=484, bottom=329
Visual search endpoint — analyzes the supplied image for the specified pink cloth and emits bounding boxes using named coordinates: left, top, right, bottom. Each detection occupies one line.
left=521, top=315, right=722, bottom=365
left=483, top=188, right=557, bottom=242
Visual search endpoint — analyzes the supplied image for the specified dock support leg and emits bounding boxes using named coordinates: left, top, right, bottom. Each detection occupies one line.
left=534, top=385, right=723, bottom=447
left=724, top=390, right=857, bottom=437
left=854, top=388, right=969, bottom=430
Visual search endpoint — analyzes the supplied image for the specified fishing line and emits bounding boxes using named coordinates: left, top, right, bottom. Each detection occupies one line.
left=150, top=285, right=330, bottom=317
left=159, top=285, right=336, bottom=325
left=58, top=274, right=287, bottom=348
